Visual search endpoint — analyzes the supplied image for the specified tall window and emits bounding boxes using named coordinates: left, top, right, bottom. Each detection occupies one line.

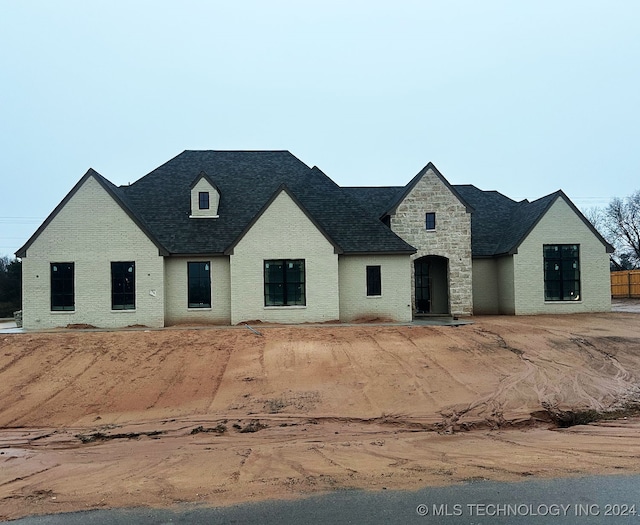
left=264, top=259, right=305, bottom=306
left=199, top=191, right=210, bottom=210
left=111, top=261, right=135, bottom=310
left=544, top=245, right=580, bottom=301
left=51, top=262, right=74, bottom=311
left=425, top=212, right=436, bottom=230
left=188, top=261, right=211, bottom=308
left=366, top=265, right=381, bottom=296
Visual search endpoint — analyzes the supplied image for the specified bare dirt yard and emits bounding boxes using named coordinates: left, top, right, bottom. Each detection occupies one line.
left=1, top=311, right=640, bottom=520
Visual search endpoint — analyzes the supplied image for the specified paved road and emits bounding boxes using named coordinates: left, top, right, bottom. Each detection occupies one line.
left=10, top=475, right=640, bottom=524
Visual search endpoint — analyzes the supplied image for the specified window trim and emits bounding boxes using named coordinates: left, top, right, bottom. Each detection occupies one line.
left=264, top=259, right=306, bottom=307
left=425, top=212, right=436, bottom=231
left=366, top=265, right=382, bottom=297
left=543, top=244, right=581, bottom=302
left=187, top=261, right=212, bottom=308
left=111, top=261, right=136, bottom=310
left=198, top=191, right=210, bottom=210
left=51, top=262, right=75, bottom=311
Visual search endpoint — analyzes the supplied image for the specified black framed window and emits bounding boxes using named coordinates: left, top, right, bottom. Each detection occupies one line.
left=366, top=265, right=381, bottom=296
left=264, top=259, right=305, bottom=306
left=111, top=261, right=135, bottom=310
left=425, top=212, right=436, bottom=230
left=544, top=245, right=580, bottom=301
left=199, top=191, right=210, bottom=210
left=188, top=261, right=211, bottom=308
left=51, top=262, right=74, bottom=311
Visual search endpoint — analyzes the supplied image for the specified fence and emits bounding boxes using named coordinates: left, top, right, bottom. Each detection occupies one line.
left=611, top=270, right=640, bottom=298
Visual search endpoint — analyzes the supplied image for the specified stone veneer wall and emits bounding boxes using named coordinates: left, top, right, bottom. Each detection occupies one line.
left=390, top=168, right=473, bottom=316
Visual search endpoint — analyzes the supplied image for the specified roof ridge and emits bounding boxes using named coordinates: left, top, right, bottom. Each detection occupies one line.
left=342, top=185, right=404, bottom=189
left=183, top=149, right=292, bottom=153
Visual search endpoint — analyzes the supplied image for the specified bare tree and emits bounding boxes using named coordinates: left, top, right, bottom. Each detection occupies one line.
left=605, top=190, right=640, bottom=269
left=583, top=206, right=606, bottom=233
left=582, top=206, right=621, bottom=269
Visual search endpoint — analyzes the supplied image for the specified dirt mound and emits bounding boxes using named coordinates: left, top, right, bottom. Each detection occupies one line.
left=2, top=311, right=640, bottom=519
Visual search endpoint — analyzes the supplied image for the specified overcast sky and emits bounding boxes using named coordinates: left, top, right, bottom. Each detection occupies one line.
left=1, top=1, right=638, bottom=257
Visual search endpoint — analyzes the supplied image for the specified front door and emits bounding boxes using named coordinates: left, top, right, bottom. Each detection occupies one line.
left=414, top=256, right=450, bottom=315
left=415, top=259, right=431, bottom=314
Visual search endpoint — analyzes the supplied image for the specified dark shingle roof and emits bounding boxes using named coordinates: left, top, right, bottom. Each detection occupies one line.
left=117, top=150, right=415, bottom=255
left=453, top=185, right=613, bottom=256
left=18, top=150, right=611, bottom=260
left=452, top=185, right=526, bottom=256
left=343, top=182, right=531, bottom=257
left=344, top=180, right=613, bottom=258
left=342, top=186, right=404, bottom=219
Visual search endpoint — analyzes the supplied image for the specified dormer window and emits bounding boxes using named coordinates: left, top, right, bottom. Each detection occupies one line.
left=199, top=191, right=210, bottom=210
left=190, top=171, right=220, bottom=218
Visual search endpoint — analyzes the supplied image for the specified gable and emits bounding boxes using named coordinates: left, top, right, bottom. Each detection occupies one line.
left=517, top=194, right=615, bottom=254
left=231, top=188, right=337, bottom=256
left=17, top=170, right=166, bottom=258
left=386, top=163, right=473, bottom=218
left=225, top=185, right=341, bottom=255
left=19, top=174, right=164, bottom=258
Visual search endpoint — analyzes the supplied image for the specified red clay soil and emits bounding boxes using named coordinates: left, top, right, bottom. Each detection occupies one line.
left=1, top=312, right=640, bottom=520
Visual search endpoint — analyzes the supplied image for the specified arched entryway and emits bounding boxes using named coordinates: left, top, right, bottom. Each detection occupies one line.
left=414, top=255, right=450, bottom=315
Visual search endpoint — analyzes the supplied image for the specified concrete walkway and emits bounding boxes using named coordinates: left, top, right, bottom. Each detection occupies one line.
left=0, top=319, right=19, bottom=333
left=612, top=298, right=640, bottom=313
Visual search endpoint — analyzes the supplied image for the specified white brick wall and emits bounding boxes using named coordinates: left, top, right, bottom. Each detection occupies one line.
left=164, top=256, right=231, bottom=325
left=338, top=254, right=412, bottom=322
left=513, top=197, right=611, bottom=314
left=22, top=176, right=165, bottom=329
left=390, top=168, right=473, bottom=315
left=229, top=190, right=340, bottom=324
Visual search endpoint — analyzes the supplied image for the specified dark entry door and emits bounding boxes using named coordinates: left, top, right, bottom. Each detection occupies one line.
left=415, top=259, right=431, bottom=314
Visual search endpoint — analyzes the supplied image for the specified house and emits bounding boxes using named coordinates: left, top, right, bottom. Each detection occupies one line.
left=16, top=150, right=613, bottom=329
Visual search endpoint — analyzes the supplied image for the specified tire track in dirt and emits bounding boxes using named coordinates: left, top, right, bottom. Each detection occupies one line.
left=465, top=328, right=640, bottom=423
left=332, top=342, right=376, bottom=413
left=0, top=464, right=60, bottom=489
left=309, top=445, right=359, bottom=474
left=240, top=447, right=310, bottom=482
left=92, top=341, right=178, bottom=416
left=2, top=350, right=106, bottom=427
left=0, top=356, right=86, bottom=426
left=404, top=329, right=484, bottom=397
left=205, top=341, right=243, bottom=413
left=394, top=330, right=461, bottom=407
left=428, top=327, right=561, bottom=427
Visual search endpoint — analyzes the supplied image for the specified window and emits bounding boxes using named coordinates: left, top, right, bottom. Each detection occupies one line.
left=51, top=262, right=74, bottom=311
left=111, top=261, right=135, bottom=310
left=366, top=265, right=381, bottom=296
left=425, top=212, right=436, bottom=230
left=544, top=245, right=580, bottom=301
left=188, top=262, right=211, bottom=308
left=264, top=259, right=305, bottom=306
left=199, top=191, right=210, bottom=210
